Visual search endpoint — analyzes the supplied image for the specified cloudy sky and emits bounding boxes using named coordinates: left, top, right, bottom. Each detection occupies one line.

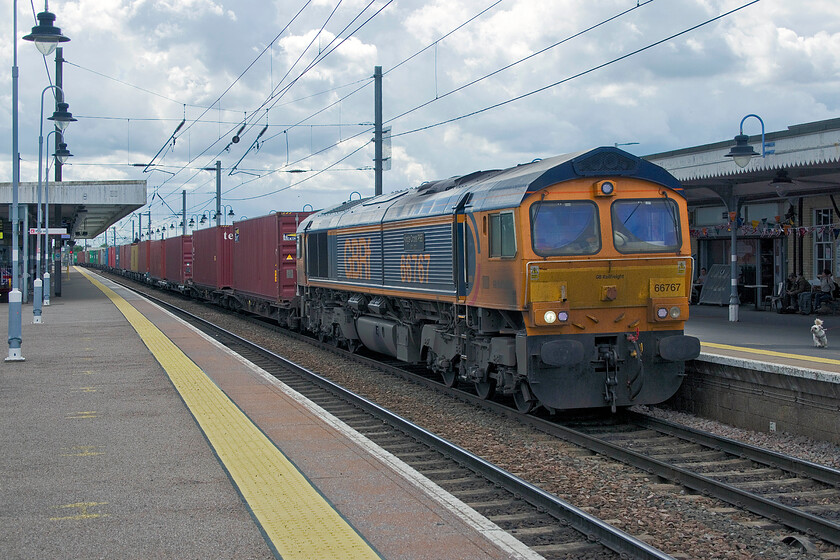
left=2, top=0, right=839, bottom=243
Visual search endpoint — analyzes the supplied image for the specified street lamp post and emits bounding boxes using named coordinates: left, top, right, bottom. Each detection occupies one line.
left=722, top=114, right=775, bottom=322
left=35, top=86, right=74, bottom=314
left=8, top=0, right=69, bottom=361
left=44, top=141, right=72, bottom=306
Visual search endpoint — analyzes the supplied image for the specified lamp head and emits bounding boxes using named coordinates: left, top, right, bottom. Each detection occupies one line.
left=771, top=169, right=794, bottom=197
left=725, top=133, right=759, bottom=168
left=23, top=11, right=70, bottom=56
left=53, top=142, right=72, bottom=164
left=48, top=102, right=77, bottom=131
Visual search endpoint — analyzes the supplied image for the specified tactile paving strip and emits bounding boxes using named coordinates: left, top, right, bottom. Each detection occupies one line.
left=78, top=267, right=381, bottom=560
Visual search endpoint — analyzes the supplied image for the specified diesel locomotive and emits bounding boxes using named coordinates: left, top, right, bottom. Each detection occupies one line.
left=82, top=146, right=700, bottom=413
left=296, top=146, right=700, bottom=412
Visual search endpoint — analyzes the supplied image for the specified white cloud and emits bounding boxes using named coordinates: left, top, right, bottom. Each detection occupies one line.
left=2, top=0, right=839, bottom=243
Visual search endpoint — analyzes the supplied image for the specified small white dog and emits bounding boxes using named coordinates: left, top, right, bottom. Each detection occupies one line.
left=811, top=318, right=828, bottom=348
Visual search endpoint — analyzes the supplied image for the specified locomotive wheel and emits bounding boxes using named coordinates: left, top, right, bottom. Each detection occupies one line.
left=513, top=383, right=535, bottom=414
left=475, top=379, right=496, bottom=400
left=441, top=369, right=458, bottom=388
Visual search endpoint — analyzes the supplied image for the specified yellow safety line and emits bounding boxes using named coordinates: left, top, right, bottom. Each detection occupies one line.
left=702, top=341, right=840, bottom=366
left=77, top=267, right=380, bottom=560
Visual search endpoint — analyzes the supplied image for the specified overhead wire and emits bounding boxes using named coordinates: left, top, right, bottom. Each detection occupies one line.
left=215, top=0, right=504, bottom=199
left=390, top=0, right=762, bottom=138
left=159, top=0, right=395, bottom=209
left=227, top=0, right=392, bottom=174
left=216, top=0, right=762, bottom=205
left=385, top=0, right=655, bottom=126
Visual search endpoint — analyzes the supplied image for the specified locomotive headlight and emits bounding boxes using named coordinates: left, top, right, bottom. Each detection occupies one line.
left=669, top=306, right=681, bottom=319
left=595, top=180, right=616, bottom=196
left=656, top=307, right=669, bottom=319
left=557, top=311, right=569, bottom=322
left=544, top=310, right=557, bottom=324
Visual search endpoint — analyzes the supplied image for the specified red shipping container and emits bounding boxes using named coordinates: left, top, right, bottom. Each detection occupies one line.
left=192, top=226, right=233, bottom=290
left=164, top=235, right=192, bottom=284
left=150, top=240, right=166, bottom=280
left=138, top=240, right=151, bottom=274
left=108, top=246, right=116, bottom=268
left=232, top=212, right=310, bottom=301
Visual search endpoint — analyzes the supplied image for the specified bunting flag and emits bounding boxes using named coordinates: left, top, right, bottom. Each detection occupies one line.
left=689, top=221, right=840, bottom=238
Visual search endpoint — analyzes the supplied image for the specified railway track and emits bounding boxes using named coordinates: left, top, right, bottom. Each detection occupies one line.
left=133, top=282, right=675, bottom=560
left=100, top=270, right=840, bottom=556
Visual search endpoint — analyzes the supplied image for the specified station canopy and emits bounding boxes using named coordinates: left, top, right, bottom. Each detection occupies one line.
left=644, top=117, right=840, bottom=205
left=0, top=179, right=146, bottom=240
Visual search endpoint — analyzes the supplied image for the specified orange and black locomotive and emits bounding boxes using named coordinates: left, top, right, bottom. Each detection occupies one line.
left=297, top=146, right=700, bottom=412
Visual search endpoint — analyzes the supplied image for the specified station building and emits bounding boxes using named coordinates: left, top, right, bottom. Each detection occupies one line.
left=647, top=117, right=840, bottom=305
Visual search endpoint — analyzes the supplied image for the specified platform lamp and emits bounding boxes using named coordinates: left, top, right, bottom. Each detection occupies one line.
left=43, top=140, right=72, bottom=307
left=215, top=205, right=235, bottom=225
left=8, top=1, right=69, bottom=360
left=724, top=114, right=774, bottom=168
left=35, top=87, right=75, bottom=311
left=723, top=114, right=774, bottom=322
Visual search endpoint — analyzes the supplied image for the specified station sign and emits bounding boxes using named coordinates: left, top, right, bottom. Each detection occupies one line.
left=29, top=227, right=68, bottom=236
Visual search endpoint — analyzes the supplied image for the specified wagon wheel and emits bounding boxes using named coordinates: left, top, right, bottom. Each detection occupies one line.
left=475, top=378, right=496, bottom=400
left=513, top=382, right=535, bottom=414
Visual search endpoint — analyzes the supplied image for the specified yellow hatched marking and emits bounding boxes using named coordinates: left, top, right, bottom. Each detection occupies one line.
left=78, top=370, right=97, bottom=376
left=77, top=267, right=380, bottom=560
left=703, top=341, right=840, bottom=366
left=61, top=446, right=104, bottom=457
left=50, top=502, right=108, bottom=521
left=73, top=386, right=98, bottom=393
left=66, top=411, right=97, bottom=419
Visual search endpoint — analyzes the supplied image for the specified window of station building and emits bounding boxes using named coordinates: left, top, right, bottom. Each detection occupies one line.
left=489, top=211, right=516, bottom=258
left=611, top=199, right=681, bottom=253
left=530, top=201, right=600, bottom=256
left=814, top=208, right=833, bottom=276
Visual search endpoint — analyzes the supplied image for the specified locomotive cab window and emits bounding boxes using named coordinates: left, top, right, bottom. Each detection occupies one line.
left=489, top=212, right=516, bottom=258
left=611, top=199, right=681, bottom=253
left=531, top=201, right=600, bottom=256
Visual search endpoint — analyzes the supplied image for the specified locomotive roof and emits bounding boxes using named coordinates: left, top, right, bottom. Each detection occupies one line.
left=299, top=146, right=682, bottom=232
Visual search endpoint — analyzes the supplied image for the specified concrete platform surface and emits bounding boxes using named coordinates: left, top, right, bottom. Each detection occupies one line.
left=0, top=268, right=535, bottom=560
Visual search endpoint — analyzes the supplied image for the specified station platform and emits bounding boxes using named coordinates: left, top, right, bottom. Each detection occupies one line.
left=681, top=303, right=840, bottom=444
left=0, top=267, right=536, bottom=560
left=687, top=302, right=840, bottom=375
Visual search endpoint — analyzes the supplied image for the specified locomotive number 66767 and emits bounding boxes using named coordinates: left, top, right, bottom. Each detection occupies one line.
left=297, top=147, right=700, bottom=413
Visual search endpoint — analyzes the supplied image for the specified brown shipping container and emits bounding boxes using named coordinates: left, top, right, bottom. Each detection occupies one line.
left=192, top=226, right=233, bottom=290
left=150, top=239, right=165, bottom=280
left=232, top=212, right=309, bottom=301
left=138, top=241, right=151, bottom=274
left=164, top=235, right=192, bottom=284
left=119, top=244, right=130, bottom=271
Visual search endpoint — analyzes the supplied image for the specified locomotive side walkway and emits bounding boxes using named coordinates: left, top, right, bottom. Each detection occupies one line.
left=0, top=267, right=533, bottom=560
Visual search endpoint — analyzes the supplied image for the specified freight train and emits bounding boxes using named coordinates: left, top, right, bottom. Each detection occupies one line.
left=80, top=146, right=700, bottom=413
